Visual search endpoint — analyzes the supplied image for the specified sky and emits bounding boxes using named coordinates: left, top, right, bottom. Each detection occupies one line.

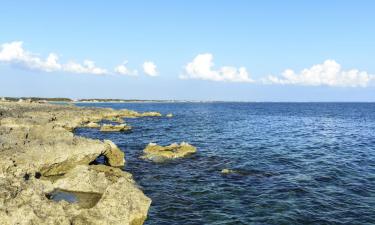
left=1, top=0, right=375, bottom=101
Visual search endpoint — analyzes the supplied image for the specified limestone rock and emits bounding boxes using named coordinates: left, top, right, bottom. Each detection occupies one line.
left=103, top=140, right=125, bottom=167
left=141, top=142, right=197, bottom=162
left=0, top=101, right=154, bottom=225
left=140, top=112, right=162, bottom=117
left=82, top=121, right=100, bottom=128
left=106, top=117, right=125, bottom=123
left=100, top=124, right=132, bottom=132
left=221, top=168, right=236, bottom=174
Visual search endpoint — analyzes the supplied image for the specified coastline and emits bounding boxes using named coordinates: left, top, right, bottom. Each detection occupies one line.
left=0, top=101, right=160, bottom=224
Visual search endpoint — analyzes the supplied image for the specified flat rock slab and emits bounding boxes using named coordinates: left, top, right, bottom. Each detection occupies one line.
left=141, top=142, right=197, bottom=162
left=100, top=124, right=132, bottom=132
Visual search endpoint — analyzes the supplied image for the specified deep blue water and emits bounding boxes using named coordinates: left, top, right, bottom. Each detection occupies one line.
left=75, top=103, right=375, bottom=225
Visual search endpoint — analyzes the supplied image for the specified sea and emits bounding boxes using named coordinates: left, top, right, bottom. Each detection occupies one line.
left=74, top=102, right=375, bottom=225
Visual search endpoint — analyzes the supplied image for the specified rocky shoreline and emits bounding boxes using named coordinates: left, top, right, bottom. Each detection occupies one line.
left=0, top=101, right=162, bottom=225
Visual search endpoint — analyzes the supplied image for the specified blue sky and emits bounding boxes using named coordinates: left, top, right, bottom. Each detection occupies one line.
left=0, top=0, right=375, bottom=101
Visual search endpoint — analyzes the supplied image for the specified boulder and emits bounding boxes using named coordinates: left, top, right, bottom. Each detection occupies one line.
left=141, top=142, right=197, bottom=162
left=103, top=140, right=125, bottom=167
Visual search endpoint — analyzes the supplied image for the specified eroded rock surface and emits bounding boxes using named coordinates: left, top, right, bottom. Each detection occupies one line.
left=0, top=102, right=155, bottom=225
left=100, top=124, right=132, bottom=132
left=141, top=142, right=197, bottom=162
left=82, top=121, right=101, bottom=128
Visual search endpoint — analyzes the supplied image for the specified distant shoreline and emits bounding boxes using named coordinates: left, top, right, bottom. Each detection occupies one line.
left=1, top=97, right=374, bottom=104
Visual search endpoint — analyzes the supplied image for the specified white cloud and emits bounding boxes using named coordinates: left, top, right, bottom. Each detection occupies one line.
left=114, top=61, right=138, bottom=76
left=180, top=53, right=254, bottom=83
left=143, top=61, right=158, bottom=76
left=0, top=41, right=107, bottom=75
left=0, top=41, right=61, bottom=72
left=265, top=60, right=375, bottom=87
left=64, top=60, right=107, bottom=75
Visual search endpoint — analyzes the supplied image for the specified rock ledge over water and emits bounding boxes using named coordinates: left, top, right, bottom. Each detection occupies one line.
left=0, top=101, right=157, bottom=225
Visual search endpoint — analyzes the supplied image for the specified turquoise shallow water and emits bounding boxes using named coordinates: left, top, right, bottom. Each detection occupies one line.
left=75, top=102, right=375, bottom=225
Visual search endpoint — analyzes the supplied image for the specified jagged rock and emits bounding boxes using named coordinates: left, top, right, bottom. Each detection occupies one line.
left=166, top=113, right=173, bottom=118
left=141, top=142, right=197, bottom=162
left=0, top=101, right=155, bottom=225
left=100, top=124, right=131, bottom=132
left=103, top=140, right=125, bottom=167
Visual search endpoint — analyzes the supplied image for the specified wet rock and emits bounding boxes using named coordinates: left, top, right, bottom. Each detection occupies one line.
left=141, top=142, right=197, bottom=162
left=166, top=113, right=173, bottom=118
left=100, top=124, right=132, bottom=132
left=221, top=168, right=236, bottom=174
left=220, top=168, right=277, bottom=177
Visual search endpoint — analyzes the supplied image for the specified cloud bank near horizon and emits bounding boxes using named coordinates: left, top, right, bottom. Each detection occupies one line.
left=0, top=41, right=156, bottom=77
left=264, top=60, right=375, bottom=87
left=1, top=41, right=374, bottom=87
left=0, top=41, right=108, bottom=75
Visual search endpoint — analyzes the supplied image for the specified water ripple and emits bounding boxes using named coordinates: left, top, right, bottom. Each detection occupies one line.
left=75, top=102, right=375, bottom=225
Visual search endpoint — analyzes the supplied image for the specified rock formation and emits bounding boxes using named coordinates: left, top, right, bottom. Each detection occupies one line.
left=141, top=142, right=197, bottom=162
left=100, top=124, right=132, bottom=132
left=166, top=113, right=173, bottom=118
left=0, top=101, right=159, bottom=225
left=83, top=121, right=101, bottom=128
left=221, top=168, right=236, bottom=174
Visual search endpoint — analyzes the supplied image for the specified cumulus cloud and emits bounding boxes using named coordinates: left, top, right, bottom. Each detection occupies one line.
left=143, top=61, right=158, bottom=76
left=0, top=41, right=107, bottom=75
left=114, top=61, right=138, bottom=76
left=64, top=60, right=107, bottom=75
left=264, top=60, right=375, bottom=87
left=180, top=53, right=254, bottom=83
left=0, top=41, right=61, bottom=72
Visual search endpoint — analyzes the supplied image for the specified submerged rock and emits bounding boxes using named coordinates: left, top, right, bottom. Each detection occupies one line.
left=141, top=142, right=197, bottom=162
left=221, top=168, right=277, bottom=177
left=221, top=168, right=236, bottom=174
left=0, top=101, right=154, bottom=225
left=100, top=124, right=132, bottom=132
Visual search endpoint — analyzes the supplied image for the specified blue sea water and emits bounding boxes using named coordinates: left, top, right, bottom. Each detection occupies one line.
left=74, top=103, right=375, bottom=225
